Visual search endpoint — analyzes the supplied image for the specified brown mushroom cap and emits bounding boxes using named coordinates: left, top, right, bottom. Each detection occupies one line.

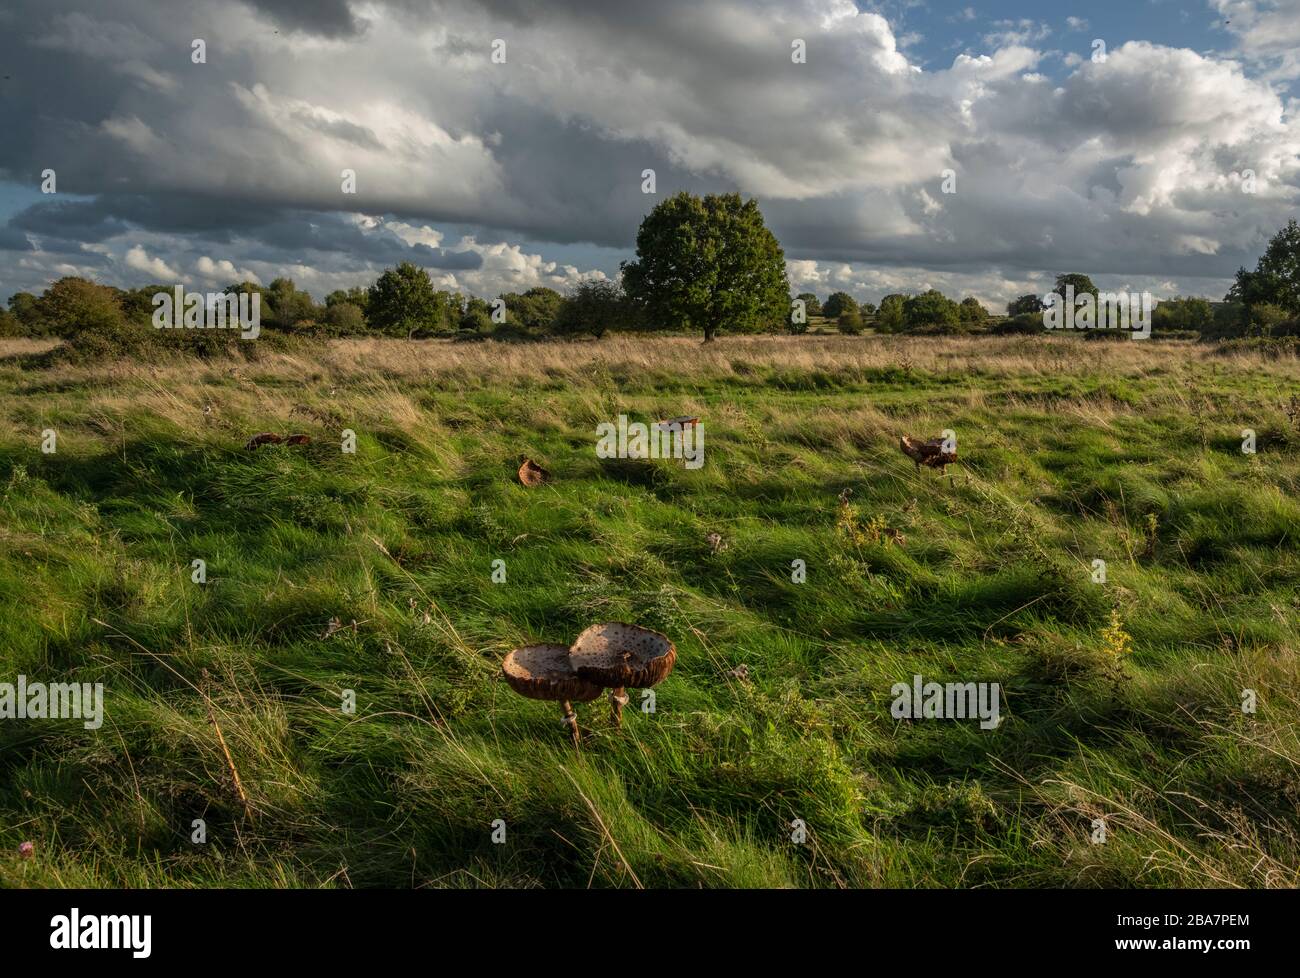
left=569, top=622, right=677, bottom=689
left=518, top=458, right=550, bottom=487
left=502, top=644, right=603, bottom=702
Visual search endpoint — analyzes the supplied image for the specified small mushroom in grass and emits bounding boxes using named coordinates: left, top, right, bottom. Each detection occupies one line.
left=653, top=415, right=700, bottom=431
left=502, top=644, right=603, bottom=745
left=899, top=435, right=957, bottom=475
left=568, top=622, right=677, bottom=729
left=518, top=458, right=550, bottom=487
left=244, top=432, right=312, bottom=451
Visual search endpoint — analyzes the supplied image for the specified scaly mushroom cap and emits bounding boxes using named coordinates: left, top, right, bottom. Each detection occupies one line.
left=502, top=644, right=603, bottom=702
left=569, top=622, right=677, bottom=689
left=518, top=458, right=550, bottom=487
left=654, top=416, right=700, bottom=431
left=899, top=435, right=957, bottom=467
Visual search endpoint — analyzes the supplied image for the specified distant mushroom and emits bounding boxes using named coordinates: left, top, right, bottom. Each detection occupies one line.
left=244, top=432, right=312, bottom=450
left=502, top=644, right=603, bottom=745
left=518, top=458, right=550, bottom=487
left=899, top=435, right=957, bottom=476
left=653, top=415, right=699, bottom=431
left=568, top=622, right=676, bottom=729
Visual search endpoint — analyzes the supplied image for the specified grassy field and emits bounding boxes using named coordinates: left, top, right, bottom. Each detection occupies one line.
left=1, top=333, right=1298, bottom=888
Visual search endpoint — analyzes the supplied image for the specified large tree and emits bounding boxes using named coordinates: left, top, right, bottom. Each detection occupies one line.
left=621, top=191, right=789, bottom=342
left=822, top=291, right=858, bottom=319
left=877, top=293, right=908, bottom=332
left=367, top=262, right=439, bottom=338
left=903, top=289, right=960, bottom=329
left=958, top=297, right=989, bottom=324
left=1228, top=219, right=1300, bottom=316
left=554, top=279, right=629, bottom=339
left=36, top=277, right=126, bottom=337
left=795, top=292, right=822, bottom=317
left=6, top=292, right=45, bottom=335
left=1053, top=273, right=1099, bottom=309
left=1006, top=293, right=1044, bottom=317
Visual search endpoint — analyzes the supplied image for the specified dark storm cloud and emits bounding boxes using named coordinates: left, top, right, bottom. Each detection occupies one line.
left=239, top=0, right=362, bottom=37
left=3, top=192, right=482, bottom=270
left=0, top=0, right=1296, bottom=301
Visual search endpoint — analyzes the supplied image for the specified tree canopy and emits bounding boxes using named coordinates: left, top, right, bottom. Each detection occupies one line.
left=622, top=191, right=789, bottom=342
left=367, top=262, right=439, bottom=337
left=1228, top=218, right=1300, bottom=316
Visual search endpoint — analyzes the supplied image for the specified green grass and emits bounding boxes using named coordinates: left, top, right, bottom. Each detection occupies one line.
left=1, top=334, right=1298, bottom=888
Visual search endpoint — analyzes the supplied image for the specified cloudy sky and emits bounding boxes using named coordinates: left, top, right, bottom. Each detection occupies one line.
left=0, top=0, right=1297, bottom=310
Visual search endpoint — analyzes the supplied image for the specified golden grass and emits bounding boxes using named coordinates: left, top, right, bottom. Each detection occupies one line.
left=2, top=334, right=1295, bottom=447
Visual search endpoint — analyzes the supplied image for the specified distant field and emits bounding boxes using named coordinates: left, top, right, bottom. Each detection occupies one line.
left=2, top=334, right=1298, bottom=887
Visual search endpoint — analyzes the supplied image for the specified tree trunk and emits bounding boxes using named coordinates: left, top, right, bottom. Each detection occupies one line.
left=703, top=324, right=717, bottom=343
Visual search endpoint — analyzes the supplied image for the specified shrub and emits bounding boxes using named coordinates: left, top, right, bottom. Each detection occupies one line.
left=37, top=277, right=153, bottom=358
left=837, top=309, right=863, bottom=335
left=321, top=302, right=366, bottom=335
left=1152, top=296, right=1212, bottom=333
left=459, top=302, right=493, bottom=332
left=991, top=313, right=1046, bottom=335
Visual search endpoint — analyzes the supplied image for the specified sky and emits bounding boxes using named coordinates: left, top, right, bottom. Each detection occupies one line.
left=0, top=0, right=1297, bottom=311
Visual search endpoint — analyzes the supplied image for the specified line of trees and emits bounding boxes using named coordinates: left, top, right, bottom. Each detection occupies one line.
left=3, top=203, right=1297, bottom=350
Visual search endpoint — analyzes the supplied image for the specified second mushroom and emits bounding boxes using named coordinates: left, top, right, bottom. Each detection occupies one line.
left=568, top=622, right=677, bottom=729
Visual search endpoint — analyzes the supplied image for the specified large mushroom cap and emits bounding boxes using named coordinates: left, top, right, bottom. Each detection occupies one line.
left=899, top=435, right=957, bottom=467
left=502, top=644, right=603, bottom=702
left=569, top=622, right=677, bottom=688
left=518, top=458, right=550, bottom=487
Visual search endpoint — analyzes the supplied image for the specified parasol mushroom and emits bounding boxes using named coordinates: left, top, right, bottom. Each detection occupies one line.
left=568, top=622, right=676, bottom=729
left=899, top=435, right=957, bottom=475
left=245, top=432, right=312, bottom=450
left=653, top=416, right=700, bottom=431
left=502, top=644, right=603, bottom=745
left=517, top=457, right=550, bottom=487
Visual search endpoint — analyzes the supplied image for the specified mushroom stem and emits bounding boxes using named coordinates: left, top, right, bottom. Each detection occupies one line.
left=561, top=700, right=580, bottom=746
left=610, top=687, right=630, bottom=729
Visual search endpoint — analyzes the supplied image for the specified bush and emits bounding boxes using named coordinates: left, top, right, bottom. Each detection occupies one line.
left=35, top=277, right=155, bottom=358
left=321, top=302, right=366, bottom=335
left=837, top=309, right=863, bottom=335
left=1212, top=336, right=1300, bottom=359
left=0, top=308, right=22, bottom=337
left=459, top=305, right=493, bottom=333
left=1152, top=296, right=1212, bottom=333
left=6, top=292, right=46, bottom=335
left=991, top=313, right=1046, bottom=335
